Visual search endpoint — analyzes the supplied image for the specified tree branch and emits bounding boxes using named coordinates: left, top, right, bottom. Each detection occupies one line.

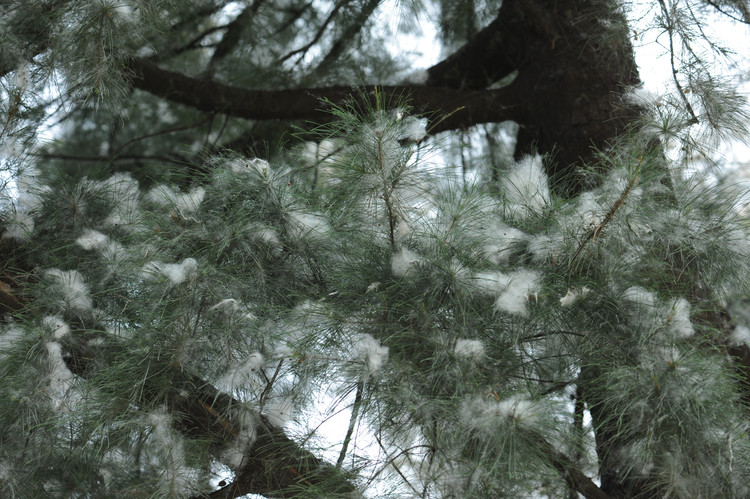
left=310, top=0, right=381, bottom=78
left=280, top=0, right=348, bottom=63
left=57, top=331, right=357, bottom=498
left=205, top=0, right=267, bottom=72
left=125, top=56, right=525, bottom=133
left=125, top=0, right=642, bottom=195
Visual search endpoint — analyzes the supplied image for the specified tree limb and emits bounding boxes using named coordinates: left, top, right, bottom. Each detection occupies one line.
left=58, top=332, right=358, bottom=498
left=125, top=0, right=641, bottom=195
left=124, top=56, right=526, bottom=133
left=533, top=433, right=610, bottom=499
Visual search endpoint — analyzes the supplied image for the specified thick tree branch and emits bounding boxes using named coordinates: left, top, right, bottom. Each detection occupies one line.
left=126, top=0, right=641, bottom=195
left=426, top=6, right=519, bottom=89
left=174, top=371, right=357, bottom=498
left=124, top=56, right=525, bottom=133
left=56, top=329, right=357, bottom=498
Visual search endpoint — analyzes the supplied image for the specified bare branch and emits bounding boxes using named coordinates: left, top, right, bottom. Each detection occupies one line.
left=311, top=0, right=381, bottom=77
left=280, top=0, right=349, bottom=63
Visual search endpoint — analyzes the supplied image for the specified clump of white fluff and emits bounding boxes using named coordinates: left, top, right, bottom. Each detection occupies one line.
left=391, top=247, right=421, bottom=277
left=502, top=154, right=550, bottom=220
left=46, top=269, right=93, bottom=311
left=2, top=209, right=34, bottom=242
left=352, top=333, right=389, bottom=376
left=473, top=270, right=541, bottom=317
left=147, top=185, right=205, bottom=215
left=454, top=339, right=485, bottom=361
left=142, top=258, right=198, bottom=285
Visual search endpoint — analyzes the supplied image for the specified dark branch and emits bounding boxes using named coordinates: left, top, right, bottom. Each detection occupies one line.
left=33, top=152, right=195, bottom=168
left=280, top=0, right=348, bottom=63
left=125, top=0, right=641, bottom=196
left=174, top=371, right=357, bottom=498
left=55, top=330, right=357, bottom=498
left=206, top=0, right=267, bottom=71
left=124, top=56, right=525, bottom=133
left=311, top=0, right=381, bottom=77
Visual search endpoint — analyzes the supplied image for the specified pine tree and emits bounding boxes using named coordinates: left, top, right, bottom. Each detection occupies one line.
left=2, top=1, right=750, bottom=497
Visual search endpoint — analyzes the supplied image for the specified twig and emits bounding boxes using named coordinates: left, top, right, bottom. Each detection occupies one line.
left=336, top=380, right=364, bottom=469
left=704, top=0, right=750, bottom=25
left=280, top=0, right=347, bottom=63
left=657, top=0, right=699, bottom=125
left=570, top=155, right=644, bottom=268
left=111, top=116, right=213, bottom=157
left=259, top=359, right=284, bottom=407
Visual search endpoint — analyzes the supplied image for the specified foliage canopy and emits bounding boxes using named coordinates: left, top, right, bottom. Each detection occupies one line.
left=2, top=1, right=750, bottom=497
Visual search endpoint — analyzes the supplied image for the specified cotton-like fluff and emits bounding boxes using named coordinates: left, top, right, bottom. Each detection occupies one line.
left=481, top=222, right=527, bottom=265
left=0, top=327, right=24, bottom=359
left=560, top=286, right=591, bottom=307
left=502, top=154, right=550, bottom=220
left=12, top=64, right=30, bottom=92
left=221, top=407, right=257, bottom=470
left=1, top=209, right=34, bottom=242
left=527, top=233, right=564, bottom=263
left=45, top=341, right=75, bottom=410
left=400, top=116, right=427, bottom=142
left=142, top=258, right=198, bottom=285
left=472, top=269, right=540, bottom=317
left=217, top=352, right=264, bottom=393
left=76, top=229, right=109, bottom=250
left=623, top=85, right=664, bottom=108
left=146, top=409, right=204, bottom=496
left=352, top=333, right=389, bottom=376
left=104, top=197, right=142, bottom=232
left=97, top=0, right=138, bottom=23
left=76, top=229, right=126, bottom=270
left=668, top=298, right=694, bottom=338
left=98, top=172, right=139, bottom=205
left=43, top=316, right=70, bottom=339
left=46, top=269, right=93, bottom=311
left=391, top=247, right=421, bottom=277
left=316, top=139, right=339, bottom=163
left=493, top=270, right=541, bottom=317
left=300, top=141, right=319, bottom=167
left=229, top=157, right=271, bottom=178
left=147, top=185, right=205, bottom=214
left=731, top=325, right=750, bottom=348
left=473, top=271, right=510, bottom=295
left=405, top=70, right=429, bottom=85
left=210, top=299, right=256, bottom=321
left=575, top=191, right=603, bottom=228
left=461, top=394, right=541, bottom=432
left=246, top=223, right=283, bottom=255
left=264, top=397, right=294, bottom=428
left=97, top=174, right=142, bottom=232
left=622, top=286, right=656, bottom=308
left=454, top=339, right=485, bottom=361
left=14, top=166, right=50, bottom=213
left=287, top=211, right=330, bottom=242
